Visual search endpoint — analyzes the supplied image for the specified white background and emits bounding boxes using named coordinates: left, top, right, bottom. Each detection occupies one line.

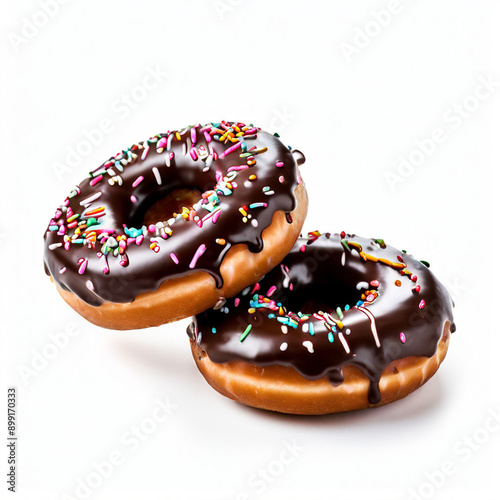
left=2, top=1, right=499, bottom=499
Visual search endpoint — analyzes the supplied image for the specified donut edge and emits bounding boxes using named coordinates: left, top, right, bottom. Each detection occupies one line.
left=51, top=182, right=308, bottom=330
left=189, top=321, right=452, bottom=415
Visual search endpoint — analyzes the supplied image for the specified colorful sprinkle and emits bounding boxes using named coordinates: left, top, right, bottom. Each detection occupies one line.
left=239, top=324, right=252, bottom=342
left=189, top=244, right=206, bottom=269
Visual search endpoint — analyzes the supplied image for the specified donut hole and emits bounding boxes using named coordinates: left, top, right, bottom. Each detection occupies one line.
left=142, top=188, right=203, bottom=226
left=285, top=284, right=362, bottom=316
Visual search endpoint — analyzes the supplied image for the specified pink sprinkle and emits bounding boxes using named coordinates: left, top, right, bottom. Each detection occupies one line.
left=290, top=283, right=293, bottom=291
left=251, top=283, right=261, bottom=293
left=102, top=257, right=109, bottom=274
left=132, top=176, right=144, bottom=188
left=130, top=195, right=137, bottom=203
left=267, top=286, right=277, bottom=297
left=228, top=165, right=249, bottom=172
left=157, top=137, right=168, bottom=150
left=148, top=224, right=156, bottom=233
left=212, top=210, right=221, bottom=223
left=86, top=280, right=94, bottom=291
left=190, top=147, right=198, bottom=160
left=300, top=245, right=306, bottom=252
left=400, top=332, right=406, bottom=343
left=189, top=244, right=206, bottom=269
left=59, top=267, right=66, bottom=274
left=204, top=131, right=212, bottom=143
left=370, top=280, right=380, bottom=287
left=276, top=161, right=284, bottom=167
left=170, top=253, right=179, bottom=264
left=234, top=298, right=240, bottom=307
left=419, top=300, right=426, bottom=309
left=219, top=141, right=241, bottom=158
left=90, top=175, right=103, bottom=186
left=136, top=235, right=144, bottom=245
left=279, top=176, right=285, bottom=183
left=141, top=144, right=150, bottom=161
left=78, top=259, right=88, bottom=275
left=366, top=294, right=375, bottom=302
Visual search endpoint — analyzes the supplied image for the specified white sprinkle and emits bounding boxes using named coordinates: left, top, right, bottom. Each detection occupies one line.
left=341, top=251, right=346, bottom=266
left=264, top=190, right=275, bottom=196
left=356, top=281, right=369, bottom=290
left=79, top=192, right=102, bottom=206
left=302, top=323, right=309, bottom=333
left=280, top=342, right=288, bottom=351
left=355, top=306, right=381, bottom=348
left=59, top=267, right=66, bottom=274
left=152, top=167, right=162, bottom=185
left=242, top=286, right=251, bottom=296
left=338, top=332, right=350, bottom=354
left=302, top=341, right=314, bottom=353
left=345, top=328, right=351, bottom=335
left=251, top=219, right=258, bottom=228
left=86, top=280, right=94, bottom=291
left=281, top=325, right=288, bottom=334
left=49, top=243, right=62, bottom=250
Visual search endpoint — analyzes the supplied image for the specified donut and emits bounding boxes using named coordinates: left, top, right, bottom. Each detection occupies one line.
left=188, top=232, right=455, bottom=415
left=44, top=122, right=308, bottom=330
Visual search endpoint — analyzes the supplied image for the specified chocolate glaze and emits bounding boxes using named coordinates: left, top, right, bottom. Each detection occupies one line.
left=44, top=122, right=302, bottom=306
left=189, top=233, right=455, bottom=404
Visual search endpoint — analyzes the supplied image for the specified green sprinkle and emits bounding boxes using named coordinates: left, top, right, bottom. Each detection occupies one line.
left=240, top=325, right=252, bottom=342
left=374, top=238, right=386, bottom=248
left=336, top=307, right=344, bottom=320
left=420, top=260, right=430, bottom=268
left=341, top=239, right=351, bottom=252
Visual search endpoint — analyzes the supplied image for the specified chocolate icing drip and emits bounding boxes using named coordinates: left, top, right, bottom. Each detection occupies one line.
left=43, top=122, right=303, bottom=306
left=190, top=233, right=455, bottom=404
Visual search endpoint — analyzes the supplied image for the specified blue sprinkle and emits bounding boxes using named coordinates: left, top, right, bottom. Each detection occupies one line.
left=212, top=328, right=216, bottom=334
left=328, top=332, right=334, bottom=343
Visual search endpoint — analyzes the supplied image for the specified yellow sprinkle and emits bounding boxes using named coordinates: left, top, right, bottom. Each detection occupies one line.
left=175, top=132, right=181, bottom=140
left=239, top=208, right=248, bottom=217
left=248, top=308, right=256, bottom=314
left=249, top=175, right=257, bottom=181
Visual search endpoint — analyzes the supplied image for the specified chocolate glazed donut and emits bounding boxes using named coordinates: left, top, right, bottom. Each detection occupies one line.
left=189, top=232, right=455, bottom=414
left=44, top=122, right=308, bottom=329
